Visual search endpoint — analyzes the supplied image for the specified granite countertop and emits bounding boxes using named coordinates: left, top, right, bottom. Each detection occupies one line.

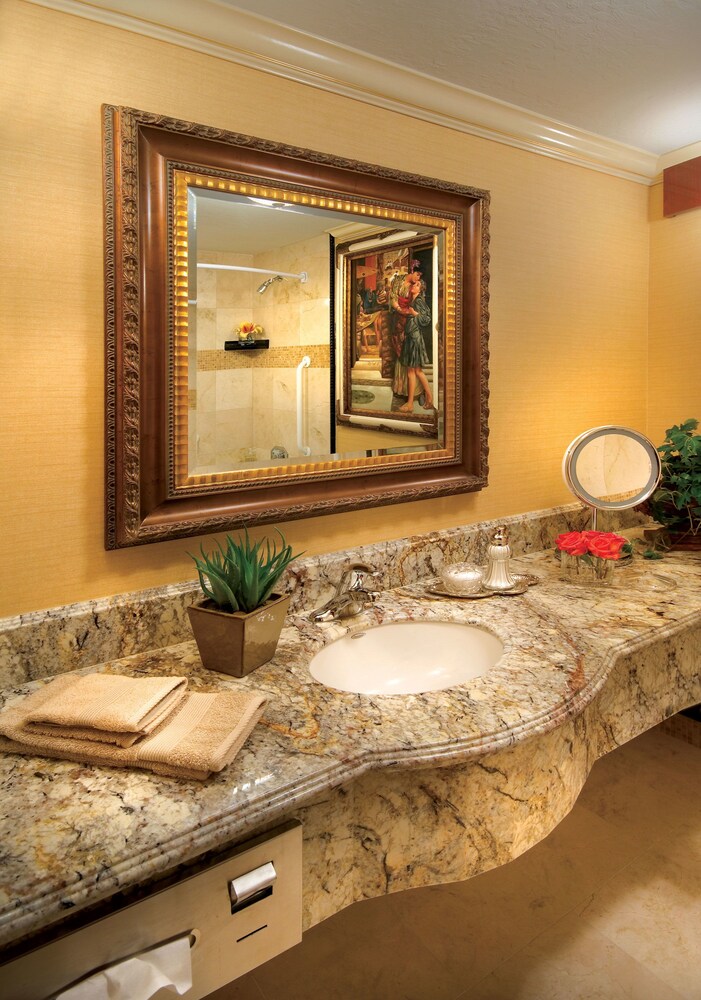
left=1, top=550, right=701, bottom=953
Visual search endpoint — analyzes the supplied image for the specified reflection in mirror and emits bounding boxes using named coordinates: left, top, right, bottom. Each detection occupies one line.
left=186, top=189, right=445, bottom=479
left=188, top=188, right=337, bottom=477
left=336, top=228, right=442, bottom=448
left=562, top=426, right=661, bottom=525
left=172, top=168, right=458, bottom=496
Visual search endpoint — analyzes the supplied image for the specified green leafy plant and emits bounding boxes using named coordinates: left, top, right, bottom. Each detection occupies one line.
left=648, top=419, right=701, bottom=538
left=189, top=530, right=303, bottom=613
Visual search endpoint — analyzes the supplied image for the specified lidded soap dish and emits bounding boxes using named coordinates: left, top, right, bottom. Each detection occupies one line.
left=439, top=562, right=484, bottom=595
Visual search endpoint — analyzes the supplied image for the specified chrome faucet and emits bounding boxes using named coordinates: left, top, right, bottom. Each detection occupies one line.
left=309, top=563, right=381, bottom=622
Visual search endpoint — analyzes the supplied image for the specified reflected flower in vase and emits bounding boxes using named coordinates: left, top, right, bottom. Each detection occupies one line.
left=236, top=321, right=263, bottom=342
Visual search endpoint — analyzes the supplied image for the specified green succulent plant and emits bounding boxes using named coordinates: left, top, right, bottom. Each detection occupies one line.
left=648, top=419, right=701, bottom=538
left=189, top=529, right=303, bottom=613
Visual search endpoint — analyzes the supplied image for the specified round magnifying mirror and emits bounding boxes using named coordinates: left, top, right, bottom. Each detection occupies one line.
left=563, top=426, right=661, bottom=524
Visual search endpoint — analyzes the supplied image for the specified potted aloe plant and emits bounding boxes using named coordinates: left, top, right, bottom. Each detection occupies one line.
left=646, top=419, right=701, bottom=550
left=187, top=530, right=302, bottom=676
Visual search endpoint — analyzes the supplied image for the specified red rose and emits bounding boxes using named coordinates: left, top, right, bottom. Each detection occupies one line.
left=587, top=532, right=628, bottom=560
left=555, top=531, right=590, bottom=557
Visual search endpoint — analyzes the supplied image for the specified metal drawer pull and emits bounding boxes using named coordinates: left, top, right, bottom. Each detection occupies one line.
left=229, top=861, right=277, bottom=913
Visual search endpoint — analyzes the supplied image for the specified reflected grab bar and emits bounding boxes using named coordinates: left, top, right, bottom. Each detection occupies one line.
left=296, top=356, right=312, bottom=457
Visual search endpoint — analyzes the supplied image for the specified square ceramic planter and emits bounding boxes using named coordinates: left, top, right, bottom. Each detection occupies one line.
left=187, top=593, right=291, bottom=677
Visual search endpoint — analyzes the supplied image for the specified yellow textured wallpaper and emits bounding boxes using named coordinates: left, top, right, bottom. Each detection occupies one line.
left=648, top=183, right=701, bottom=446
left=1, top=1, right=650, bottom=616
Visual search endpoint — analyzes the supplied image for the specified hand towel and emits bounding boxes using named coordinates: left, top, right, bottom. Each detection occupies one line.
left=0, top=675, right=268, bottom=780
left=22, top=673, right=188, bottom=748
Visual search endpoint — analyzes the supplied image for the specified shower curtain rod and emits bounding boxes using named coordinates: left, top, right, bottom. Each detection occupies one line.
left=196, top=264, right=308, bottom=282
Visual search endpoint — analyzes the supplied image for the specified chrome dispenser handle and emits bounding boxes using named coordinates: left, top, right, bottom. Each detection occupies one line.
left=229, top=861, right=276, bottom=913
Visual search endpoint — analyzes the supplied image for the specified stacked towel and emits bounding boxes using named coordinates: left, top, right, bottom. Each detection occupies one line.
left=22, top=673, right=189, bottom=747
left=0, top=673, right=268, bottom=780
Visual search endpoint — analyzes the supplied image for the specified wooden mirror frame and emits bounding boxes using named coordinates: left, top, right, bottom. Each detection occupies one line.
left=103, top=105, right=490, bottom=549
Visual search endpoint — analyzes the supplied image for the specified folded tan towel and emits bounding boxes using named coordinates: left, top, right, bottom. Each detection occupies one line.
left=22, top=673, right=189, bottom=748
left=0, top=675, right=268, bottom=780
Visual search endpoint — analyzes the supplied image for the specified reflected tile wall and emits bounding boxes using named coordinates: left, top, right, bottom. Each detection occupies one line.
left=215, top=409, right=255, bottom=466
left=253, top=234, right=330, bottom=349
left=195, top=307, right=216, bottom=351
left=216, top=369, right=253, bottom=410
left=193, top=252, right=254, bottom=469
left=194, top=411, right=216, bottom=467
left=195, top=266, right=216, bottom=309
left=250, top=233, right=331, bottom=457
left=196, top=371, right=216, bottom=413
left=191, top=239, right=332, bottom=468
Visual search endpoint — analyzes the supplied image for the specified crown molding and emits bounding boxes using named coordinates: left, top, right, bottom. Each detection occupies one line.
left=28, top=0, right=660, bottom=184
left=658, top=139, right=701, bottom=173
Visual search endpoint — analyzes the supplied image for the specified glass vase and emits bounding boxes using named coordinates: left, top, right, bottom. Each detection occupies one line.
left=559, top=552, right=615, bottom=586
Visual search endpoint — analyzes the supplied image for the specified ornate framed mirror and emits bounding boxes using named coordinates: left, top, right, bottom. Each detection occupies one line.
left=103, top=106, right=490, bottom=548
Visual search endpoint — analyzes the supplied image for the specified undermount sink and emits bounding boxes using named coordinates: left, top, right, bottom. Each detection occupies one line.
left=309, top=620, right=504, bottom=695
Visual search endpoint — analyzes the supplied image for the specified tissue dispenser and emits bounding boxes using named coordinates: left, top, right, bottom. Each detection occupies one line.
left=0, top=821, right=302, bottom=1000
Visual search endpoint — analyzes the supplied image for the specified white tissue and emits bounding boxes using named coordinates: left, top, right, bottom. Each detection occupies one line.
left=55, top=933, right=193, bottom=999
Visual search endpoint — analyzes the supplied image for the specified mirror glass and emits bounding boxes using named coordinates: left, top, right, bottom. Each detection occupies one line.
left=103, top=106, right=489, bottom=548
left=563, top=426, right=661, bottom=509
left=186, top=187, right=444, bottom=478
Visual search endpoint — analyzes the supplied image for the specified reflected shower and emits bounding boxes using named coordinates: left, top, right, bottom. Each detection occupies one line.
left=196, top=264, right=308, bottom=289
left=257, top=274, right=284, bottom=294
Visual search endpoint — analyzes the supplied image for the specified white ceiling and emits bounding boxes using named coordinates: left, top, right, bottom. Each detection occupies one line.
left=28, top=0, right=701, bottom=178
left=195, top=190, right=345, bottom=254
left=221, top=0, right=701, bottom=155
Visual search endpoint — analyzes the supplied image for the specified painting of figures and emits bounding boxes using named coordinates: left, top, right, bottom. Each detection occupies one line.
left=340, top=235, right=439, bottom=432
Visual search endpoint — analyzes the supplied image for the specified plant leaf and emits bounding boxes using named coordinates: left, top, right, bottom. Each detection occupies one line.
left=187, top=528, right=303, bottom=611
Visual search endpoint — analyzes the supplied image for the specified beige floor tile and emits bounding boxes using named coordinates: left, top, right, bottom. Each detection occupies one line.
left=628, top=731, right=701, bottom=881
left=374, top=801, right=645, bottom=983
left=574, top=849, right=701, bottom=998
left=610, top=728, right=701, bottom=790
left=656, top=813, right=701, bottom=880
left=205, top=970, right=267, bottom=999
left=459, top=912, right=687, bottom=1000
left=577, top=729, right=701, bottom=848
left=250, top=894, right=465, bottom=1000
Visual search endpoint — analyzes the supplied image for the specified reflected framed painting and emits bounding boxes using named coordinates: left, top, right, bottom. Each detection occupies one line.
left=337, top=233, right=441, bottom=441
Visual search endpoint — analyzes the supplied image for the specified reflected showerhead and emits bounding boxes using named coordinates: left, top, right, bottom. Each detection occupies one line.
left=256, top=274, right=284, bottom=294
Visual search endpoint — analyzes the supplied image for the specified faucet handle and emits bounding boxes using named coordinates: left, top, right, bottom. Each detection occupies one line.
left=309, top=564, right=381, bottom=622
left=338, top=563, right=381, bottom=594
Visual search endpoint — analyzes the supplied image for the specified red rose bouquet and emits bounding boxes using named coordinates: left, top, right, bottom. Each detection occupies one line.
left=555, top=530, right=631, bottom=584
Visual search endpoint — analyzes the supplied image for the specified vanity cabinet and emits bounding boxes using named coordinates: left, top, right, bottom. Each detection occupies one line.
left=0, top=823, right=302, bottom=1000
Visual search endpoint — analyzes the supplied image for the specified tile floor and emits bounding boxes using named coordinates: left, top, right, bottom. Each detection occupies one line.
left=208, top=725, right=701, bottom=1000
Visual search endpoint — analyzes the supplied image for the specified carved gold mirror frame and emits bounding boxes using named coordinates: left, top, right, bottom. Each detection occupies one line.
left=103, top=105, right=490, bottom=549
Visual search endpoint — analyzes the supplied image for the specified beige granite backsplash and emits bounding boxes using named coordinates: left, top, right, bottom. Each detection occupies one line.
left=0, top=504, right=643, bottom=688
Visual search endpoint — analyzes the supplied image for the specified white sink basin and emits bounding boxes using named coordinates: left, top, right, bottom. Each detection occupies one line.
left=309, top=620, right=503, bottom=695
